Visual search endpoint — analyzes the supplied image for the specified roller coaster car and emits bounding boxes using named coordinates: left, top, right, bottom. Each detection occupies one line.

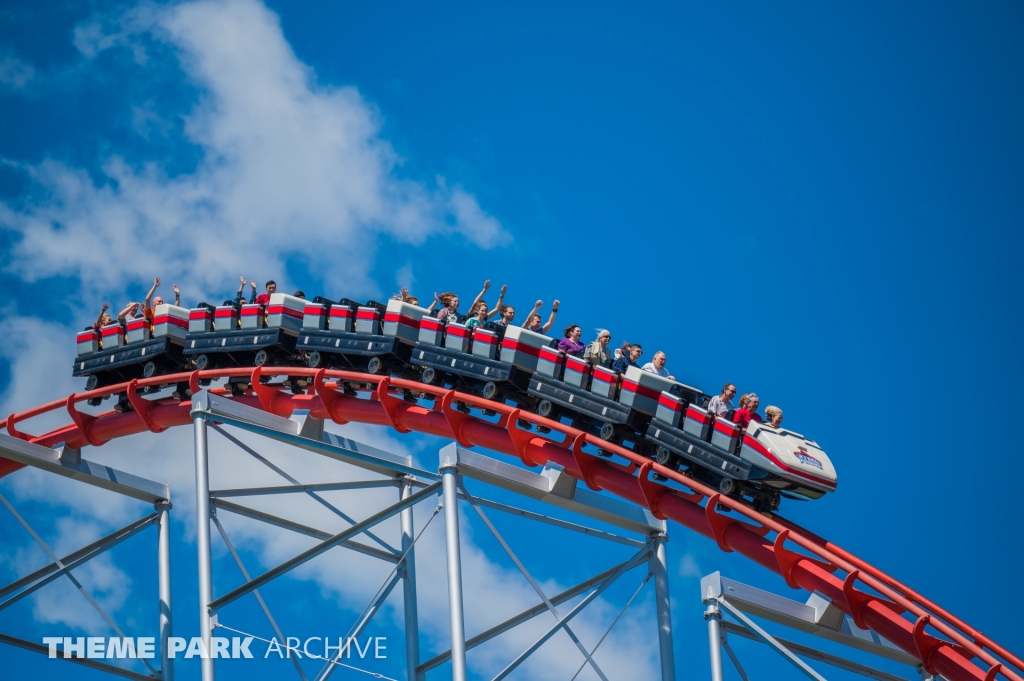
left=529, top=356, right=704, bottom=454
left=73, top=304, right=190, bottom=392
left=182, top=293, right=306, bottom=371
left=296, top=298, right=419, bottom=377
left=411, top=323, right=547, bottom=405
left=646, top=394, right=837, bottom=511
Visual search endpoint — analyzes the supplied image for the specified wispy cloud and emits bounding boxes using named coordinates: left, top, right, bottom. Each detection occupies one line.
left=0, top=53, right=35, bottom=90
left=0, top=0, right=510, bottom=309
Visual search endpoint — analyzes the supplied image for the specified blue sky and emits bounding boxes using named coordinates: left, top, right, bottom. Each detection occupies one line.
left=0, top=1, right=1022, bottom=679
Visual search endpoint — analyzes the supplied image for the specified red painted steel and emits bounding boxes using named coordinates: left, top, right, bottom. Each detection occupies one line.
left=1, top=367, right=1019, bottom=681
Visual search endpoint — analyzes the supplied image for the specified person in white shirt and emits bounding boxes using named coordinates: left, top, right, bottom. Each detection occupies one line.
left=707, top=383, right=737, bottom=417
left=641, top=351, right=674, bottom=379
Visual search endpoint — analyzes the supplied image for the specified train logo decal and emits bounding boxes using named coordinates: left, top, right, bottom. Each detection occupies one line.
left=795, top=450, right=823, bottom=469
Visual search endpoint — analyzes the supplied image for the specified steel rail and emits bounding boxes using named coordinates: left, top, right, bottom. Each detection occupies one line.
left=0, top=366, right=1018, bottom=681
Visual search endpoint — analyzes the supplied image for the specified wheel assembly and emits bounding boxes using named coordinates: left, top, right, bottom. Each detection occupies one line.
left=307, top=351, right=321, bottom=368
left=719, top=476, right=735, bottom=495
left=254, top=350, right=269, bottom=367
left=655, top=447, right=672, bottom=465
left=142, top=361, right=156, bottom=378
left=195, top=354, right=209, bottom=371
left=421, top=367, right=436, bottom=384
left=85, top=375, right=99, bottom=391
left=482, top=381, right=498, bottom=400
left=537, top=399, right=553, bottom=417
left=367, top=357, right=383, bottom=374
left=599, top=422, right=615, bottom=441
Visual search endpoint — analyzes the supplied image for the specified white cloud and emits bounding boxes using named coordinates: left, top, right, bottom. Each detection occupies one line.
left=1, top=0, right=510, bottom=309
left=0, top=54, right=34, bottom=89
left=0, top=2, right=656, bottom=675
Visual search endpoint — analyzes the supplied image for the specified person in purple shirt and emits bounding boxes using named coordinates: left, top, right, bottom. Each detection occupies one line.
left=557, top=324, right=586, bottom=357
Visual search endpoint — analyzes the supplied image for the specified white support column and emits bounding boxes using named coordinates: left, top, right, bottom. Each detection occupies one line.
left=649, top=533, right=675, bottom=681
left=440, top=460, right=467, bottom=681
left=705, top=601, right=724, bottom=681
left=156, top=500, right=173, bottom=681
left=400, top=477, right=421, bottom=681
left=193, top=415, right=215, bottom=681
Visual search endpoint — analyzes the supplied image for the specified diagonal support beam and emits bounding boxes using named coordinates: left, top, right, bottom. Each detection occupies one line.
left=0, top=632, right=155, bottom=681
left=718, top=596, right=827, bottom=681
left=461, top=482, right=609, bottom=681
left=317, top=572, right=404, bottom=681
left=491, top=544, right=652, bottom=681
left=212, top=513, right=308, bottom=681
left=0, top=492, right=159, bottom=677
left=209, top=481, right=441, bottom=612
left=211, top=498, right=399, bottom=563
left=212, top=479, right=398, bottom=498
left=416, top=557, right=640, bottom=675
left=213, top=425, right=400, bottom=555
left=0, top=513, right=158, bottom=603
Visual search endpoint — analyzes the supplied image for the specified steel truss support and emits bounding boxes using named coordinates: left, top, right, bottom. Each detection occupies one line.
left=440, top=452, right=468, bottom=681
left=702, top=572, right=927, bottom=681
left=0, top=430, right=175, bottom=679
left=432, top=444, right=675, bottom=680
left=399, top=477, right=421, bottom=681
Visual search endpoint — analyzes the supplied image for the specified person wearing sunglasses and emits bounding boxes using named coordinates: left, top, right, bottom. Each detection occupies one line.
left=612, top=343, right=642, bottom=374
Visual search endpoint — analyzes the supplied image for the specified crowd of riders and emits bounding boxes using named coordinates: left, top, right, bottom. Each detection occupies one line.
left=88, top=275, right=787, bottom=430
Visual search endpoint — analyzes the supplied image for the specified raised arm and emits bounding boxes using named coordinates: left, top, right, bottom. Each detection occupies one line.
left=484, top=284, right=507, bottom=320
left=95, top=302, right=110, bottom=327
left=468, top=279, right=491, bottom=315
left=172, top=284, right=180, bottom=307
left=117, top=302, right=140, bottom=321
left=541, top=299, right=560, bottom=334
left=144, top=276, right=160, bottom=312
left=521, top=300, right=543, bottom=328
left=426, top=292, right=440, bottom=314
left=248, top=280, right=257, bottom=304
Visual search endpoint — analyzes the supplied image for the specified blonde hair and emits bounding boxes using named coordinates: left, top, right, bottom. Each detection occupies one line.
left=765, top=405, right=783, bottom=420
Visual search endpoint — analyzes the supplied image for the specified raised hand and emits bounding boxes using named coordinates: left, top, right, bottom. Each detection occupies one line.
left=101, top=302, right=110, bottom=311
left=482, top=279, right=491, bottom=291
left=154, top=276, right=161, bottom=287
left=173, top=284, right=180, bottom=295
left=552, top=299, right=561, bottom=310
left=239, top=275, right=246, bottom=285
left=533, top=300, right=543, bottom=309
left=499, top=284, right=507, bottom=296
left=249, top=280, right=257, bottom=289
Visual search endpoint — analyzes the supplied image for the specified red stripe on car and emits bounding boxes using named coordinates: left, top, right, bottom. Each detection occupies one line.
left=384, top=312, right=420, bottom=328
left=621, top=379, right=660, bottom=401
left=267, top=305, right=304, bottom=319
left=741, top=435, right=836, bottom=489
left=501, top=339, right=541, bottom=357
left=659, top=393, right=685, bottom=411
left=153, top=315, right=189, bottom=329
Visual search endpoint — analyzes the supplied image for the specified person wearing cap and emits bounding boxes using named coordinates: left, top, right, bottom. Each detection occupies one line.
left=641, top=351, right=674, bottom=379
left=708, top=383, right=737, bottom=417
left=733, top=393, right=764, bottom=430
left=765, top=405, right=784, bottom=428
left=612, top=343, right=642, bottom=374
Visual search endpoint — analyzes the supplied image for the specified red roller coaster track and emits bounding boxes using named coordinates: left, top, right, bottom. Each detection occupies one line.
left=1, top=366, right=1019, bottom=681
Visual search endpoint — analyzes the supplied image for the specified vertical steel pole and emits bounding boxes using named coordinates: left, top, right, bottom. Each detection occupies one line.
left=399, top=477, right=421, bottom=681
left=705, top=601, right=724, bottom=681
left=440, top=461, right=467, bottom=681
left=193, top=415, right=215, bottom=681
left=157, top=500, right=174, bottom=681
left=649, top=533, right=676, bottom=681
